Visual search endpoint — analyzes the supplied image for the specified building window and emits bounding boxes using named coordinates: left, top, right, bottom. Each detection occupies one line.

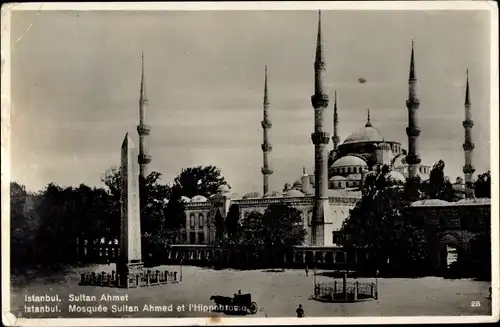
left=199, top=214, right=204, bottom=228
left=190, top=214, right=195, bottom=229
left=198, top=232, right=205, bottom=244
left=347, top=167, right=351, bottom=173
left=189, top=232, right=196, bottom=244
left=308, top=211, right=313, bottom=226
left=338, top=182, right=342, bottom=188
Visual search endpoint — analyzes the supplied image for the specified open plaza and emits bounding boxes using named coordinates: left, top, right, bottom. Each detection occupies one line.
left=10, top=264, right=491, bottom=318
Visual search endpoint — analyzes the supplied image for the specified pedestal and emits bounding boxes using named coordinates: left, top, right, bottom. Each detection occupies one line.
left=117, top=261, right=144, bottom=288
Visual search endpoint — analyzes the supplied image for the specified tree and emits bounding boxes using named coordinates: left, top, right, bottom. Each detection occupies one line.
left=172, top=165, right=229, bottom=198
left=340, top=169, right=431, bottom=276
left=225, top=204, right=240, bottom=243
left=260, top=203, right=307, bottom=248
left=426, top=160, right=454, bottom=201
left=474, top=171, right=491, bottom=198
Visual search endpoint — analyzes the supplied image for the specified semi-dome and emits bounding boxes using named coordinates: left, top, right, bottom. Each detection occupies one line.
left=330, top=175, right=347, bottom=181
left=392, top=155, right=407, bottom=168
left=285, top=190, right=305, bottom=197
left=263, top=190, right=282, bottom=198
left=385, top=171, right=406, bottom=183
left=243, top=192, right=261, bottom=199
left=180, top=196, right=191, bottom=203
left=343, top=126, right=384, bottom=144
left=347, top=173, right=362, bottom=180
left=332, top=155, right=367, bottom=167
left=191, top=195, right=208, bottom=203
left=217, top=184, right=230, bottom=194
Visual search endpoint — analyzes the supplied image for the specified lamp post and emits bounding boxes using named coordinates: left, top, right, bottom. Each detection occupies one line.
left=375, top=269, right=379, bottom=300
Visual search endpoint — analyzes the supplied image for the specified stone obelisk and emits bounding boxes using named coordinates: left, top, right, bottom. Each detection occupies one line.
left=117, top=133, right=143, bottom=288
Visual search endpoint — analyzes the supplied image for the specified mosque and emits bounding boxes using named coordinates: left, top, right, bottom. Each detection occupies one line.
left=135, top=12, right=476, bottom=248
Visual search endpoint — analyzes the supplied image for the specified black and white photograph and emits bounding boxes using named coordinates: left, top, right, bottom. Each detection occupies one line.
left=1, top=1, right=498, bottom=325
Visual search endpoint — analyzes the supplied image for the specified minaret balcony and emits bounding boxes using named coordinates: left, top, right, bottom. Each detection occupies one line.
left=406, top=98, right=420, bottom=108
left=261, top=120, right=272, bottom=129
left=314, top=61, right=325, bottom=70
left=261, top=142, right=273, bottom=152
left=462, top=120, right=474, bottom=128
left=405, top=153, right=421, bottom=165
left=332, top=136, right=340, bottom=144
left=139, top=154, right=152, bottom=165
left=406, top=126, right=421, bottom=137
left=462, top=141, right=475, bottom=151
left=311, top=132, right=330, bottom=145
left=463, top=164, right=475, bottom=174
left=261, top=167, right=274, bottom=175
left=137, top=124, right=151, bottom=135
left=311, top=94, right=329, bottom=108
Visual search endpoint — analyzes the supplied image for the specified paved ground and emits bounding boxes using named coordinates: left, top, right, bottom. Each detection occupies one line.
left=9, top=264, right=492, bottom=319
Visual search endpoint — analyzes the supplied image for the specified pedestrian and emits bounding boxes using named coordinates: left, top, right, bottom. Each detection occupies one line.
left=296, top=304, right=304, bottom=318
left=305, top=265, right=309, bottom=277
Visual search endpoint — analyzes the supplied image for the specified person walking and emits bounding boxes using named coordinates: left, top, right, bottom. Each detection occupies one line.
left=296, top=304, right=304, bottom=318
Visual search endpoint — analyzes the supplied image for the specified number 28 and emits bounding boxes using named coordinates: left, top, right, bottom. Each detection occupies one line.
left=471, top=301, right=481, bottom=307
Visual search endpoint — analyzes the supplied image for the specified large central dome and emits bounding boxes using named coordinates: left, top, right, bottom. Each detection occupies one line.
left=343, top=110, right=384, bottom=144
left=343, top=126, right=384, bottom=144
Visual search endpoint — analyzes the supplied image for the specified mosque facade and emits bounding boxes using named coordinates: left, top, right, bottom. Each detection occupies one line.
left=137, top=13, right=476, bottom=248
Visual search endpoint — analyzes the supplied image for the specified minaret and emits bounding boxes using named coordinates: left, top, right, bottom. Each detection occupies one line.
left=137, top=53, right=152, bottom=180
left=261, top=65, right=273, bottom=195
left=332, top=90, right=340, bottom=151
left=463, top=69, right=475, bottom=186
left=405, top=40, right=421, bottom=178
left=310, top=11, right=331, bottom=246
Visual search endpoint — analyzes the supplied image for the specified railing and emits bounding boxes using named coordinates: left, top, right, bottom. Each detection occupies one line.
left=314, top=277, right=377, bottom=302
left=80, top=269, right=178, bottom=288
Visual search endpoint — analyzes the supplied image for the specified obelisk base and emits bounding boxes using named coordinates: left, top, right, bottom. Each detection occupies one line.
left=117, top=260, right=144, bottom=288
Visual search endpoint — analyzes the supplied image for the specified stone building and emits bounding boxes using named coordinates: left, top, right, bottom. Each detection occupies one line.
left=146, top=13, right=477, bottom=249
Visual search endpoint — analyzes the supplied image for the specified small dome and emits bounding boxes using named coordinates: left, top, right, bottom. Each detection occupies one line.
left=263, top=190, right=282, bottom=198
left=292, top=179, right=302, bottom=188
left=191, top=195, right=208, bottom=203
left=392, top=155, right=407, bottom=168
left=217, top=184, right=230, bottom=194
left=456, top=198, right=491, bottom=205
left=243, top=192, right=261, bottom=199
left=332, top=156, right=367, bottom=167
left=285, top=190, right=305, bottom=197
left=347, top=173, right=362, bottom=180
left=330, top=175, right=347, bottom=181
left=343, top=126, right=384, bottom=144
left=410, top=199, right=450, bottom=207
left=180, top=196, right=191, bottom=203
left=385, top=171, right=406, bottom=183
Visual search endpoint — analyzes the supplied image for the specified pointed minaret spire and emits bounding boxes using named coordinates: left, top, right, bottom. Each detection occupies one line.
left=406, top=40, right=422, bottom=178
left=463, top=69, right=475, bottom=188
left=365, top=108, right=372, bottom=127
left=409, top=39, right=416, bottom=80
left=332, top=90, right=340, bottom=150
left=137, top=52, right=152, bottom=181
left=315, top=10, right=324, bottom=64
left=465, top=69, right=471, bottom=106
left=261, top=65, right=273, bottom=195
left=310, top=9, right=331, bottom=246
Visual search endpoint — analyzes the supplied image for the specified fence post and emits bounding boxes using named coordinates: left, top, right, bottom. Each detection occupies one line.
left=370, top=282, right=374, bottom=298
left=334, top=280, right=337, bottom=295
left=354, top=281, right=358, bottom=301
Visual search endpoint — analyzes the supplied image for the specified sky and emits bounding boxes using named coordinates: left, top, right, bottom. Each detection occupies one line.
left=9, top=8, right=492, bottom=194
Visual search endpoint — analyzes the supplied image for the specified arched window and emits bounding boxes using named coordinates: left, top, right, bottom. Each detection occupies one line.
left=190, top=214, right=195, bottom=228
left=308, top=211, right=313, bottom=226
left=199, top=214, right=204, bottom=228
left=347, top=167, right=351, bottom=173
